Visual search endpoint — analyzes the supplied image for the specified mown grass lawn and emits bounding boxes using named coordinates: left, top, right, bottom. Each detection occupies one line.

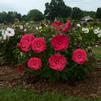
left=0, top=88, right=99, bottom=101
left=93, top=46, right=101, bottom=60
left=0, top=47, right=101, bottom=101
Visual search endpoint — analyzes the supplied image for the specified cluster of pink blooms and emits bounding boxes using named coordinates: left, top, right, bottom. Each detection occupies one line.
left=51, top=20, right=71, bottom=32
left=18, top=20, right=87, bottom=72
left=18, top=34, right=46, bottom=53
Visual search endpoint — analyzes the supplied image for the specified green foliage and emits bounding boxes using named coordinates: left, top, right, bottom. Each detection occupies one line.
left=71, top=7, right=83, bottom=20
left=0, top=11, right=21, bottom=23
left=0, top=20, right=100, bottom=82
left=71, top=27, right=99, bottom=47
left=93, top=47, right=101, bottom=60
left=0, top=35, right=20, bottom=65
left=16, top=21, right=98, bottom=82
left=96, top=8, right=101, bottom=19
left=44, top=0, right=72, bottom=21
left=27, top=9, right=44, bottom=21
left=0, top=88, right=93, bottom=101
left=83, top=11, right=96, bottom=18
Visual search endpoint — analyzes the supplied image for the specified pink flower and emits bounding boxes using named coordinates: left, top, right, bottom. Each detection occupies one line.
left=21, top=34, right=35, bottom=43
left=31, top=38, right=46, bottom=53
left=18, top=34, right=35, bottom=53
left=48, top=54, right=67, bottom=71
left=51, top=21, right=62, bottom=27
left=51, top=21, right=64, bottom=31
left=27, top=57, right=42, bottom=70
left=62, top=20, right=71, bottom=32
left=18, top=39, right=31, bottom=53
left=51, top=34, right=70, bottom=51
left=72, top=49, right=87, bottom=64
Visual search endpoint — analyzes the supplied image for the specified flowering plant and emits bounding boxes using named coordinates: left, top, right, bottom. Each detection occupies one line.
left=16, top=20, right=96, bottom=82
left=0, top=20, right=99, bottom=81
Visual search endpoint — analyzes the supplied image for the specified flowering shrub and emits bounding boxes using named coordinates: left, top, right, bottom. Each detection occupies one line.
left=0, top=27, right=20, bottom=65
left=0, top=20, right=100, bottom=82
left=16, top=20, right=98, bottom=82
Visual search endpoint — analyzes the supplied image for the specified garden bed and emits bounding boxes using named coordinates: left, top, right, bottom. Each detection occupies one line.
left=0, top=61, right=101, bottom=100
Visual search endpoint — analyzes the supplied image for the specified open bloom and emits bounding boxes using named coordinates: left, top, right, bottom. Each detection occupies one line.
left=82, top=27, right=89, bottom=33
left=51, top=21, right=62, bottom=28
left=18, top=34, right=35, bottom=53
left=51, top=20, right=71, bottom=32
left=27, top=57, right=42, bottom=70
left=94, top=28, right=100, bottom=34
left=48, top=54, right=67, bottom=71
left=18, top=39, right=31, bottom=53
left=21, top=34, right=35, bottom=43
left=19, top=25, right=24, bottom=30
left=1, top=30, right=5, bottom=36
left=5, top=27, right=15, bottom=37
left=31, top=38, right=46, bottom=53
left=98, top=33, right=101, bottom=38
left=77, top=24, right=81, bottom=27
left=72, top=49, right=87, bottom=64
left=51, top=21, right=64, bottom=31
left=51, top=34, right=70, bottom=51
left=62, top=20, right=71, bottom=32
left=1, top=30, right=7, bottom=40
left=2, top=34, right=7, bottom=40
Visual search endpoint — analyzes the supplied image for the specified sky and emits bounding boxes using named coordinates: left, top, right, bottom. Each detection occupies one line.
left=0, top=0, right=101, bottom=15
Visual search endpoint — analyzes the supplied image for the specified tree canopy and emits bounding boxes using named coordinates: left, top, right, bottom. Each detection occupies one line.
left=96, top=8, right=101, bottom=19
left=27, top=9, right=44, bottom=21
left=44, top=0, right=72, bottom=21
left=71, top=7, right=83, bottom=20
left=0, top=11, right=21, bottom=23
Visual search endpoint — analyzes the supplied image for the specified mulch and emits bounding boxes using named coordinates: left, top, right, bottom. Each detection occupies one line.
left=0, top=61, right=101, bottom=100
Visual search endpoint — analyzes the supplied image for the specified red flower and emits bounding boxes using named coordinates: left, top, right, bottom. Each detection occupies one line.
left=17, top=65, right=24, bottom=75
left=62, top=20, right=71, bottom=32
left=51, top=34, right=70, bottom=51
left=51, top=21, right=62, bottom=27
left=18, top=39, right=31, bottom=53
left=27, top=57, right=42, bottom=70
left=51, top=21, right=64, bottom=31
left=48, top=54, right=67, bottom=71
left=31, top=38, right=46, bottom=53
left=72, top=49, right=87, bottom=64
left=21, top=34, right=35, bottom=43
left=18, top=34, right=35, bottom=53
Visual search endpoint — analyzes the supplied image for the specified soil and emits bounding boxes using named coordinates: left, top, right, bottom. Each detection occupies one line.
left=0, top=61, right=101, bottom=100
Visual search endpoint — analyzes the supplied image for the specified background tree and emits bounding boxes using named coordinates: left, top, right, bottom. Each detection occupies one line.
left=44, top=0, right=72, bottom=21
left=0, top=11, right=21, bottom=23
left=71, top=7, right=83, bottom=20
left=96, top=7, right=101, bottom=19
left=83, top=11, right=96, bottom=18
left=0, top=12, right=8, bottom=23
left=21, top=15, right=27, bottom=21
left=27, top=9, right=44, bottom=21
